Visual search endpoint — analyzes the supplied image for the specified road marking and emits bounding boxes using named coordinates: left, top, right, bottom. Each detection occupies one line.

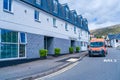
left=35, top=62, right=79, bottom=80
left=66, top=58, right=79, bottom=62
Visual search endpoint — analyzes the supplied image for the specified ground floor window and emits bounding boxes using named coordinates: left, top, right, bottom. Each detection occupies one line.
left=0, top=29, right=27, bottom=60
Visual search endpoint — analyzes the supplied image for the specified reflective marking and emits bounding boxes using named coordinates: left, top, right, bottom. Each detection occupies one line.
left=66, top=58, right=79, bottom=62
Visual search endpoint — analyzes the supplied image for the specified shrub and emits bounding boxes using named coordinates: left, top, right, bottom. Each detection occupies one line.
left=76, top=47, right=80, bottom=53
left=39, top=49, right=48, bottom=57
left=69, top=47, right=74, bottom=53
left=54, top=48, right=61, bottom=56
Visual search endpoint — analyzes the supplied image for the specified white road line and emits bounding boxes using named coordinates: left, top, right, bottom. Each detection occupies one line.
left=35, top=62, right=79, bottom=80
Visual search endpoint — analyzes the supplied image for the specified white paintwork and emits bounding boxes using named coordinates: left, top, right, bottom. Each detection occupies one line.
left=0, top=0, right=89, bottom=51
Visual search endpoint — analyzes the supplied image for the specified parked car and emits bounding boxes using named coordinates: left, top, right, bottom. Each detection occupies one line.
left=88, top=38, right=107, bottom=57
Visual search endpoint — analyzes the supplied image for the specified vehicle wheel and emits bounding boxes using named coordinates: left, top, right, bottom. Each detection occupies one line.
left=102, top=53, right=106, bottom=57
left=89, top=54, right=92, bottom=57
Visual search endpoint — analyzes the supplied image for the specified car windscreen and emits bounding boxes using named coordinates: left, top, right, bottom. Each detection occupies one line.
left=90, top=42, right=104, bottom=47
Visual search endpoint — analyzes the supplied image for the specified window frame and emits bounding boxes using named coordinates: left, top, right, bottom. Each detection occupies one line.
left=35, top=0, right=41, bottom=5
left=53, top=0, right=58, bottom=13
left=65, top=23, right=68, bottom=31
left=53, top=18, right=57, bottom=27
left=3, top=0, right=13, bottom=13
left=74, top=26, right=76, bottom=34
left=65, top=8, right=69, bottom=19
left=0, top=29, right=27, bottom=60
left=34, top=10, right=40, bottom=22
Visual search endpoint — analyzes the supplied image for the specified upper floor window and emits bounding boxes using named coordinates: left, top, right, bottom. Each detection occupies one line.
left=34, top=10, right=40, bottom=21
left=65, top=8, right=69, bottom=19
left=65, top=23, right=68, bottom=31
left=3, top=0, right=12, bottom=12
left=74, top=14, right=77, bottom=23
left=74, top=26, right=76, bottom=34
left=36, top=0, right=41, bottom=5
left=53, top=0, right=58, bottom=13
left=53, top=18, right=57, bottom=27
left=81, top=18, right=83, bottom=27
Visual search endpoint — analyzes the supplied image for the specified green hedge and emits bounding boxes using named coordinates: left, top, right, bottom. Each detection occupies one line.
left=76, top=47, right=80, bottom=53
left=39, top=49, right=48, bottom=57
left=69, top=47, right=74, bottom=53
left=54, top=48, right=61, bottom=56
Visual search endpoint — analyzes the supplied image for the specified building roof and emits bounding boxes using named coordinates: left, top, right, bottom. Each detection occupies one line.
left=108, top=33, right=120, bottom=40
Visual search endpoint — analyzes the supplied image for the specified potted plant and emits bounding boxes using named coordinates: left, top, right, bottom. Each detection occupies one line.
left=69, top=47, right=74, bottom=53
left=39, top=49, right=48, bottom=59
left=76, top=46, right=80, bottom=53
left=54, top=48, right=61, bottom=57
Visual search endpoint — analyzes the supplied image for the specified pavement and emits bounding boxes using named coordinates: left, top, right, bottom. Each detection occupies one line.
left=0, top=51, right=88, bottom=80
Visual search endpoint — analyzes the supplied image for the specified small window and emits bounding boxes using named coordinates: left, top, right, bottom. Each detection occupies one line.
left=65, top=23, right=68, bottom=31
left=53, top=18, right=57, bottom=27
left=3, top=0, right=12, bottom=12
left=36, top=0, right=41, bottom=5
left=74, top=14, right=77, bottom=23
left=74, top=26, right=76, bottom=34
left=20, top=33, right=26, bottom=43
left=65, top=8, right=69, bottom=19
left=34, top=10, right=39, bottom=21
left=53, top=0, right=58, bottom=13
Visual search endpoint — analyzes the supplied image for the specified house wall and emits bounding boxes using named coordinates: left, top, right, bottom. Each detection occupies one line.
left=0, top=0, right=89, bottom=60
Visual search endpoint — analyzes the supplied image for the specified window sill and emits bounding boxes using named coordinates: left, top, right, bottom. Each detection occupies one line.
left=3, top=9, right=14, bottom=14
left=35, top=19, right=41, bottom=23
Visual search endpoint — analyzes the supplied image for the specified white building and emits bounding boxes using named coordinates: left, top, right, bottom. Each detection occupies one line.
left=0, top=0, right=90, bottom=61
left=106, top=33, right=120, bottom=47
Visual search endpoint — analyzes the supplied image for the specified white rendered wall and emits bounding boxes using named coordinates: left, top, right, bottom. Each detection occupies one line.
left=0, top=0, right=89, bottom=50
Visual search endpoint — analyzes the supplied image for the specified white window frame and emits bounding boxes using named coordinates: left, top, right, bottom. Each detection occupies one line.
left=0, top=31, right=27, bottom=61
left=36, top=0, right=41, bottom=5
left=65, top=23, right=68, bottom=31
left=3, top=0, right=13, bottom=13
left=66, top=8, right=69, bottom=19
left=53, top=18, right=57, bottom=27
left=53, top=0, right=58, bottom=13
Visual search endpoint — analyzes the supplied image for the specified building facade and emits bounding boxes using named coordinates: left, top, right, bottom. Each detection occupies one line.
left=106, top=33, right=120, bottom=47
left=0, top=0, right=90, bottom=61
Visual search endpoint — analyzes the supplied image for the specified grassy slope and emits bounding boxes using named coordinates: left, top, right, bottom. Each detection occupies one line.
left=90, top=24, right=120, bottom=37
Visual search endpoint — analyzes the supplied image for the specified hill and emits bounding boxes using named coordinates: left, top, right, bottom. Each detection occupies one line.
left=90, top=24, right=120, bottom=37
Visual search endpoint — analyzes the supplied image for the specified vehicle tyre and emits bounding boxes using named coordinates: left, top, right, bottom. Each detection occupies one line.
left=89, top=54, right=92, bottom=57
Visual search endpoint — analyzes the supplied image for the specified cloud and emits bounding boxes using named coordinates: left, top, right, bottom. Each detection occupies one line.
left=59, top=0, right=120, bottom=30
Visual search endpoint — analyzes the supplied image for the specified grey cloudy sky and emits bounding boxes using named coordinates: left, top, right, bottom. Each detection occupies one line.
left=59, top=0, right=120, bottom=30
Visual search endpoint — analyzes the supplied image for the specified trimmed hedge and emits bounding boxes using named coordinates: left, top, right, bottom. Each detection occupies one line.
left=39, top=49, right=48, bottom=57
left=76, top=47, right=80, bottom=53
left=69, top=47, right=74, bottom=53
left=54, top=48, right=61, bottom=56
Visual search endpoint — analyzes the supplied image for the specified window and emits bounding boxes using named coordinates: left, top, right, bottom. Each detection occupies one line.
left=65, top=23, right=68, bottom=31
left=0, top=29, right=27, bottom=60
left=34, top=10, right=40, bottom=21
left=74, top=26, right=76, bottom=34
left=74, top=14, right=77, bottom=23
left=81, top=18, right=83, bottom=27
left=36, top=0, right=41, bottom=5
left=3, top=0, right=12, bottom=12
left=53, top=18, right=57, bottom=27
left=65, top=8, right=69, bottom=19
left=53, top=0, right=58, bottom=13
left=19, top=32, right=26, bottom=58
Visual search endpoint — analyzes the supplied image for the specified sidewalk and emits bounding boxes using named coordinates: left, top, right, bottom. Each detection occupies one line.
left=0, top=52, right=88, bottom=80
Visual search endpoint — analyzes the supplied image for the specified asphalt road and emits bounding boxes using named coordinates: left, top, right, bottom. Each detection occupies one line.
left=39, top=48, right=120, bottom=80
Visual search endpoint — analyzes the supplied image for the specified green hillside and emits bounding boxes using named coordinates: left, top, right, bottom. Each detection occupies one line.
left=90, top=24, right=120, bottom=37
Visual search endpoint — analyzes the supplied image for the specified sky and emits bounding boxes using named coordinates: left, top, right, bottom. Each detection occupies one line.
left=59, top=0, right=120, bottom=30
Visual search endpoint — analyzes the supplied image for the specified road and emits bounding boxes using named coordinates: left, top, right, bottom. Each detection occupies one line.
left=38, top=48, right=120, bottom=80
